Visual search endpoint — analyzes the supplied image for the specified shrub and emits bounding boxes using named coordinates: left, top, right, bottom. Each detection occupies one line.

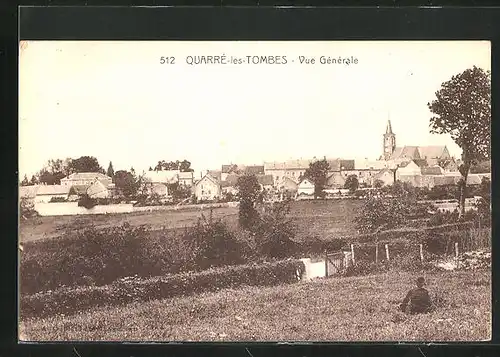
left=20, top=223, right=150, bottom=294
left=236, top=175, right=261, bottom=230
left=77, top=194, right=97, bottom=209
left=355, top=196, right=413, bottom=234
left=20, top=259, right=306, bottom=319
left=20, top=198, right=39, bottom=219
left=49, top=196, right=67, bottom=203
left=253, top=199, right=299, bottom=259
left=345, top=261, right=387, bottom=277
left=424, top=233, right=449, bottom=255
left=184, top=211, right=247, bottom=270
left=297, top=236, right=345, bottom=257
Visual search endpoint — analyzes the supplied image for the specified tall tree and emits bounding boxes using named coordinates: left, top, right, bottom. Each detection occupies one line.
left=29, top=175, right=38, bottom=185
left=304, top=158, right=330, bottom=199
left=428, top=66, right=491, bottom=219
left=69, top=156, right=105, bottom=174
left=107, top=161, right=115, bottom=178
left=114, top=170, right=139, bottom=198
left=37, top=158, right=72, bottom=185
left=179, top=159, right=194, bottom=172
left=20, top=175, right=29, bottom=186
left=236, top=174, right=261, bottom=230
left=344, top=174, right=359, bottom=193
left=153, top=159, right=194, bottom=172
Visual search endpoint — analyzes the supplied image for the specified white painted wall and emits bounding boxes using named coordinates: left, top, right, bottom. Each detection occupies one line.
left=33, top=201, right=240, bottom=216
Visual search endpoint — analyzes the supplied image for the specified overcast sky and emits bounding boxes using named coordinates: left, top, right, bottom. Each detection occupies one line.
left=19, top=41, right=491, bottom=178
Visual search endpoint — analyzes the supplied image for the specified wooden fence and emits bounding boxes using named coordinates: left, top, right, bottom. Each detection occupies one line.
left=320, top=225, right=490, bottom=277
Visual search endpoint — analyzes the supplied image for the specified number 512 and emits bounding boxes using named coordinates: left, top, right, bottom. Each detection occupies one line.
left=160, top=56, right=175, bottom=64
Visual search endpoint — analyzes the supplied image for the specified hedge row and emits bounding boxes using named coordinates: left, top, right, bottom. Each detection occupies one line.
left=20, top=259, right=305, bottom=320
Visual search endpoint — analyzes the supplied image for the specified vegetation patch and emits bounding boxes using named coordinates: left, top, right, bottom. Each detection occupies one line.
left=20, top=270, right=490, bottom=341
left=20, top=259, right=305, bottom=320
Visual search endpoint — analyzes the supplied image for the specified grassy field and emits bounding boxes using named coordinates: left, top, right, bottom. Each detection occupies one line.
left=19, top=199, right=363, bottom=243
left=20, top=269, right=490, bottom=342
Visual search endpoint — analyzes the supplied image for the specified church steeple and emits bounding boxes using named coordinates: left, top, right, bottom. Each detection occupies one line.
left=386, top=119, right=393, bottom=135
left=383, top=119, right=396, bottom=161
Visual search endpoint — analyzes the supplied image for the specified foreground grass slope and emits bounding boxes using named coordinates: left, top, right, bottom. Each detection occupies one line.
left=21, top=270, right=490, bottom=342
left=19, top=200, right=362, bottom=243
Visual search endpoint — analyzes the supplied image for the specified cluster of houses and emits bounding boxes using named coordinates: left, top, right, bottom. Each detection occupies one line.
left=20, top=121, right=490, bottom=205
left=194, top=120, right=490, bottom=200
left=20, top=172, right=116, bottom=204
left=19, top=170, right=197, bottom=204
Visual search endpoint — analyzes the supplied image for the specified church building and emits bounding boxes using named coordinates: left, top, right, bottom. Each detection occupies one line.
left=381, top=120, right=452, bottom=164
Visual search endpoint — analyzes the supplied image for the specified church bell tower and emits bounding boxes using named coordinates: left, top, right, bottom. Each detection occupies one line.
left=383, top=120, right=396, bottom=160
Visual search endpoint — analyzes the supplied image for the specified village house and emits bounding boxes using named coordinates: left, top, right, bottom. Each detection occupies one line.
left=440, top=159, right=459, bottom=173
left=34, top=184, right=71, bottom=203
left=340, top=159, right=387, bottom=186
left=86, top=179, right=109, bottom=199
left=142, top=169, right=180, bottom=197
left=221, top=164, right=265, bottom=181
left=264, top=159, right=310, bottom=184
left=324, top=171, right=345, bottom=189
left=277, top=176, right=299, bottom=195
left=178, top=171, right=194, bottom=187
left=396, top=160, right=422, bottom=178
left=297, top=178, right=315, bottom=196
left=421, top=166, right=445, bottom=176
left=194, top=173, right=222, bottom=201
left=221, top=164, right=238, bottom=181
left=59, top=172, right=116, bottom=199
left=220, top=173, right=239, bottom=196
left=244, top=165, right=265, bottom=175
left=206, top=170, right=222, bottom=182
left=265, top=158, right=358, bottom=188
left=373, top=168, right=395, bottom=187
left=257, top=174, right=274, bottom=192
left=61, top=172, right=112, bottom=187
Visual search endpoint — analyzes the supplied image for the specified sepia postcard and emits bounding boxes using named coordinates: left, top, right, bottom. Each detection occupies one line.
left=18, top=40, right=491, bottom=342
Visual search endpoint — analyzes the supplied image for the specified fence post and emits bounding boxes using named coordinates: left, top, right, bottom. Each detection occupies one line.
left=375, top=243, right=379, bottom=264
left=351, top=244, right=355, bottom=266
left=455, top=242, right=459, bottom=268
left=419, top=244, right=424, bottom=264
left=324, top=250, right=329, bottom=277
left=385, top=244, right=390, bottom=261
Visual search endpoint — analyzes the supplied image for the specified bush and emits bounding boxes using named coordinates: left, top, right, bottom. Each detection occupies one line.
left=20, top=223, right=150, bottom=294
left=355, top=196, right=414, bottom=234
left=345, top=261, right=387, bottom=277
left=424, top=233, right=449, bottom=255
left=20, top=198, right=39, bottom=219
left=297, top=236, right=345, bottom=257
left=184, top=211, right=247, bottom=270
left=77, top=194, right=97, bottom=209
left=20, top=212, right=255, bottom=295
left=253, top=200, right=299, bottom=259
left=49, top=196, right=67, bottom=203
left=20, top=259, right=306, bottom=319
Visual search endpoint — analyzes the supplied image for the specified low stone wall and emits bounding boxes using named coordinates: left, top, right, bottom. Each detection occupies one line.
left=33, top=201, right=239, bottom=216
left=34, top=202, right=134, bottom=216
left=132, top=201, right=239, bottom=213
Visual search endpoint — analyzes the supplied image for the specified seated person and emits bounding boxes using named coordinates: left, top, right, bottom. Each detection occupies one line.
left=400, top=277, right=433, bottom=314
